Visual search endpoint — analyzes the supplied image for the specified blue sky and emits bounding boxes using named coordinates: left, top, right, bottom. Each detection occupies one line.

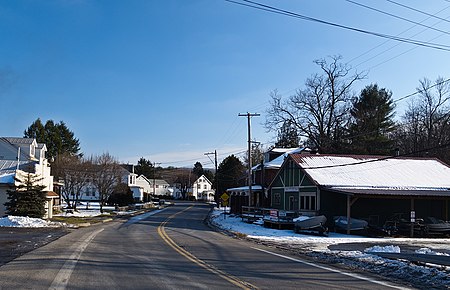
left=1, top=0, right=450, bottom=167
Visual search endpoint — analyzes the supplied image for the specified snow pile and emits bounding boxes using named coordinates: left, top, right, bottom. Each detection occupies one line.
left=415, top=247, right=450, bottom=256
left=364, top=245, right=401, bottom=253
left=0, top=216, right=64, bottom=228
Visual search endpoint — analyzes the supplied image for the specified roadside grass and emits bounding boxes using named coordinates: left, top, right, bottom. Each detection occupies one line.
left=50, top=213, right=116, bottom=225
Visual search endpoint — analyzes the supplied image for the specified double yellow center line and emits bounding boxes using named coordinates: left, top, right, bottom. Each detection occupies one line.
left=157, top=206, right=258, bottom=290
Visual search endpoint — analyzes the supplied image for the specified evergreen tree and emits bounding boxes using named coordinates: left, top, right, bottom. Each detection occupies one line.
left=5, top=173, right=46, bottom=218
left=135, top=157, right=154, bottom=178
left=216, top=155, right=245, bottom=195
left=192, top=162, right=204, bottom=178
left=108, top=183, right=134, bottom=206
left=275, top=120, right=299, bottom=148
left=24, top=118, right=81, bottom=160
left=347, top=84, right=396, bottom=155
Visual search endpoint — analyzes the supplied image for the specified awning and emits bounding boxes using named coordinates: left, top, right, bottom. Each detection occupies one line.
left=45, top=191, right=59, bottom=198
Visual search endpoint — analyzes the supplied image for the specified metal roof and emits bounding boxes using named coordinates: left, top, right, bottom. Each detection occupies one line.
left=328, top=187, right=450, bottom=197
left=2, top=137, right=35, bottom=145
left=290, top=154, right=450, bottom=191
left=0, top=137, right=35, bottom=161
left=0, top=160, right=35, bottom=173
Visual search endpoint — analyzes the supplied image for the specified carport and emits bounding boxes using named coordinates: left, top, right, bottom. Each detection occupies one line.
left=322, top=187, right=450, bottom=236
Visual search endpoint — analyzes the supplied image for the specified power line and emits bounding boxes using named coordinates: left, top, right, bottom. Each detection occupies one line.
left=393, top=77, right=450, bottom=103
left=365, top=17, right=450, bottom=71
left=224, top=0, right=450, bottom=51
left=302, top=142, right=450, bottom=170
left=350, top=5, right=450, bottom=67
left=344, top=0, right=450, bottom=36
left=386, top=0, right=450, bottom=24
left=155, top=148, right=248, bottom=166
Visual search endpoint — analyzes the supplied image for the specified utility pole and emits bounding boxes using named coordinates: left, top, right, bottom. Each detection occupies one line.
left=239, top=112, right=260, bottom=207
left=205, top=150, right=218, bottom=205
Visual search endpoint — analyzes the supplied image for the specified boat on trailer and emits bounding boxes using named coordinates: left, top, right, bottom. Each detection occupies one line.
left=333, top=216, right=368, bottom=232
left=294, top=215, right=328, bottom=235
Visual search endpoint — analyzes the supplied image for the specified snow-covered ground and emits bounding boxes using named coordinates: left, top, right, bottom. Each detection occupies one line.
left=0, top=216, right=65, bottom=228
left=210, top=209, right=450, bottom=289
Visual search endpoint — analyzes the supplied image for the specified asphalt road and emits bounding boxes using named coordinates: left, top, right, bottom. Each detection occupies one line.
left=0, top=203, right=412, bottom=290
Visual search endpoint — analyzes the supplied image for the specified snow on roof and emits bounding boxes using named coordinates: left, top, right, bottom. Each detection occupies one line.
left=0, top=160, right=35, bottom=175
left=252, top=147, right=307, bottom=171
left=227, top=185, right=263, bottom=192
left=269, top=148, right=297, bottom=154
left=290, top=154, right=450, bottom=190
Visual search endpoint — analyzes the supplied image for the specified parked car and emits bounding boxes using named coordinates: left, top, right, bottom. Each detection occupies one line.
left=383, top=213, right=428, bottom=237
left=424, top=217, right=450, bottom=235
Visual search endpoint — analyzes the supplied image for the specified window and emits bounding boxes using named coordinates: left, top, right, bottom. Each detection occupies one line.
left=204, top=185, right=207, bottom=189
left=274, top=193, right=281, bottom=205
left=299, top=192, right=316, bottom=211
left=197, top=184, right=201, bottom=189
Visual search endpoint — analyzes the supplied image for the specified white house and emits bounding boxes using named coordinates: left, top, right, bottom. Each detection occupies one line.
left=0, top=137, right=56, bottom=218
left=135, top=175, right=170, bottom=199
left=168, top=182, right=183, bottom=199
left=190, top=175, right=215, bottom=202
left=81, top=165, right=142, bottom=202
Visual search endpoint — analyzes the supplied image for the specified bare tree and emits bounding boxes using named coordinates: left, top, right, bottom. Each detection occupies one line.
left=416, top=77, right=450, bottom=148
left=53, top=153, right=91, bottom=210
left=395, top=77, right=450, bottom=163
left=243, top=141, right=265, bottom=168
left=90, top=153, right=122, bottom=213
left=265, top=55, right=365, bottom=153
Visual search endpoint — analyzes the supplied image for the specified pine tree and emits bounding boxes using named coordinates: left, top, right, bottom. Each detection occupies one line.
left=216, top=155, right=245, bottom=195
left=347, top=84, right=396, bottom=155
left=135, top=157, right=154, bottom=178
left=5, top=173, right=46, bottom=218
left=192, top=162, right=204, bottom=178
left=24, top=119, right=81, bottom=160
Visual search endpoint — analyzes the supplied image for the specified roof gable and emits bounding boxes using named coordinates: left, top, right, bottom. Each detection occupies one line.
left=194, top=174, right=212, bottom=185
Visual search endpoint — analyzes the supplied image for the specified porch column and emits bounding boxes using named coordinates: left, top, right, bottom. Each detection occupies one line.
left=410, top=198, right=415, bottom=238
left=347, top=195, right=351, bottom=235
left=445, top=199, right=449, bottom=221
